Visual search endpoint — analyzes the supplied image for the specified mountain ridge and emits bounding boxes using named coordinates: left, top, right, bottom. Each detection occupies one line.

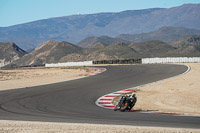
left=117, top=26, right=200, bottom=43
left=77, top=26, right=200, bottom=48
left=0, top=4, right=200, bottom=50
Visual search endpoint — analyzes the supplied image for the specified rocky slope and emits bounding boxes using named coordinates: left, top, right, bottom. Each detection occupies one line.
left=11, top=41, right=82, bottom=66
left=169, top=35, right=200, bottom=56
left=0, top=42, right=26, bottom=67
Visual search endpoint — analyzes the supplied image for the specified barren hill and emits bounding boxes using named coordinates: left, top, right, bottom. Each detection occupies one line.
left=11, top=41, right=83, bottom=66
left=77, top=36, right=128, bottom=48
left=0, top=42, right=26, bottom=67
left=169, top=35, right=200, bottom=56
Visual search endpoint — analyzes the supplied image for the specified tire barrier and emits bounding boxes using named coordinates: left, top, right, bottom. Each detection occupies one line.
left=93, top=59, right=142, bottom=64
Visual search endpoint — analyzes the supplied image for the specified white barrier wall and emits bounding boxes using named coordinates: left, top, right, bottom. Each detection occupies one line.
left=0, top=63, right=5, bottom=68
left=142, top=57, right=200, bottom=64
left=45, top=61, right=93, bottom=67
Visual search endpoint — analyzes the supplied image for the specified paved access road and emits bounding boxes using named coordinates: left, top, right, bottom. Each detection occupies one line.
left=0, top=64, right=199, bottom=128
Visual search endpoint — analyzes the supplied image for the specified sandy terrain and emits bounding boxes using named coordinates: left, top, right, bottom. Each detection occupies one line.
left=0, top=67, right=97, bottom=90
left=113, top=63, right=200, bottom=116
left=0, top=120, right=199, bottom=133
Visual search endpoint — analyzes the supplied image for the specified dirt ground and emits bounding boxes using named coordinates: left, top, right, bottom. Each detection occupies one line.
left=113, top=63, right=200, bottom=116
left=0, top=120, right=199, bottom=133
left=0, top=66, right=97, bottom=90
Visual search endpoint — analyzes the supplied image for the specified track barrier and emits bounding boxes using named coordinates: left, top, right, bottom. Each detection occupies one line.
left=45, top=61, right=93, bottom=67
left=44, top=57, right=200, bottom=67
left=93, top=59, right=142, bottom=64
left=142, top=57, right=200, bottom=64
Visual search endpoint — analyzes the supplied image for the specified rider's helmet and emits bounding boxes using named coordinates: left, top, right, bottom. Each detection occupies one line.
left=130, top=93, right=136, bottom=98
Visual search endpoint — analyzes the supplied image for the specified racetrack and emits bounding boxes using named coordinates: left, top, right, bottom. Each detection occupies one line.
left=0, top=64, right=199, bottom=128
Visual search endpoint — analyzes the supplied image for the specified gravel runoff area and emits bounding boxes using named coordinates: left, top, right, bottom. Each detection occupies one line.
left=0, top=64, right=200, bottom=132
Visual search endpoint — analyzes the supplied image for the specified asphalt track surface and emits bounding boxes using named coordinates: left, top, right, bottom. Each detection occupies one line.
left=0, top=64, right=200, bottom=128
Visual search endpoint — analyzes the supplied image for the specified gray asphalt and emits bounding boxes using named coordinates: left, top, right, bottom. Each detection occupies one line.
left=0, top=64, right=199, bottom=128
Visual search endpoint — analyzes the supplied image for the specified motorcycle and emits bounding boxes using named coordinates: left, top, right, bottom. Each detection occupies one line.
left=114, top=94, right=137, bottom=112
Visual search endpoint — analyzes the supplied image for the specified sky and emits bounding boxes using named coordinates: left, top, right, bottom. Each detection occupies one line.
left=0, top=0, right=200, bottom=27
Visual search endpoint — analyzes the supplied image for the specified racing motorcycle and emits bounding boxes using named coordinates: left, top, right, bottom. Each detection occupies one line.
left=114, top=93, right=137, bottom=112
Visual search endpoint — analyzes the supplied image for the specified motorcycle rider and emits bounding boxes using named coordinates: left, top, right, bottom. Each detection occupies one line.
left=125, top=93, right=137, bottom=110
left=129, top=93, right=137, bottom=109
left=114, top=93, right=137, bottom=111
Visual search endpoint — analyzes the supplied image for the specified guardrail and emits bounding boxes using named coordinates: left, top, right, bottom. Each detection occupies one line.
left=142, top=57, right=200, bottom=64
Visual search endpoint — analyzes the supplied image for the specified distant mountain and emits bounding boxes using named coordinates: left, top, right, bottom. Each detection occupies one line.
left=128, top=40, right=176, bottom=56
left=79, top=26, right=200, bottom=48
left=0, top=42, right=26, bottom=67
left=170, top=35, right=200, bottom=48
left=77, top=36, right=128, bottom=48
left=0, top=4, right=200, bottom=50
left=89, top=41, right=176, bottom=59
left=117, top=26, right=200, bottom=42
left=88, top=42, right=136, bottom=60
left=7, top=35, right=199, bottom=67
left=87, top=42, right=108, bottom=49
left=169, top=35, right=200, bottom=56
left=10, top=40, right=83, bottom=66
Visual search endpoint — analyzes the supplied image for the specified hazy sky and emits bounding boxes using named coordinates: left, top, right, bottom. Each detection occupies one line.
left=0, top=0, right=199, bottom=27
